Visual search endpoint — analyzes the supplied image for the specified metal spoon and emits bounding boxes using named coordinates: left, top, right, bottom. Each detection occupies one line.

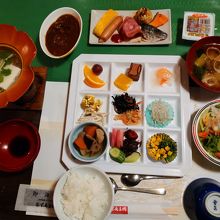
left=121, top=174, right=182, bottom=187
left=109, top=177, right=166, bottom=195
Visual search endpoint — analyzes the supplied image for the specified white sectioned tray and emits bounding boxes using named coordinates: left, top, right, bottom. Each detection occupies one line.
left=61, top=54, right=192, bottom=176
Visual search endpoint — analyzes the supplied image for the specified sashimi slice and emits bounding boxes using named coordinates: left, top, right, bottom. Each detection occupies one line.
left=156, top=67, right=173, bottom=86
left=116, top=129, right=124, bottom=148
left=110, top=128, right=117, bottom=147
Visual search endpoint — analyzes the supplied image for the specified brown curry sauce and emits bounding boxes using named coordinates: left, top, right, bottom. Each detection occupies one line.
left=46, top=14, right=80, bottom=56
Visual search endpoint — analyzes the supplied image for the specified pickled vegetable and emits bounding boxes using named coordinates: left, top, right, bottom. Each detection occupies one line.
left=109, top=147, right=126, bottom=163
left=124, top=152, right=141, bottom=163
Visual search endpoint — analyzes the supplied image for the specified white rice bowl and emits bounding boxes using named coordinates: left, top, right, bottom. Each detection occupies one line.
left=53, top=166, right=114, bottom=220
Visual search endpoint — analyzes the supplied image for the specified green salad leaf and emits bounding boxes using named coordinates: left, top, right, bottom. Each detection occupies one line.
left=203, top=135, right=220, bottom=153
left=1, top=68, right=11, bottom=76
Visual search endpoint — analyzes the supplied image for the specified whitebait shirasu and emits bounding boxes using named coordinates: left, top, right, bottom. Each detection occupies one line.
left=151, top=99, right=171, bottom=123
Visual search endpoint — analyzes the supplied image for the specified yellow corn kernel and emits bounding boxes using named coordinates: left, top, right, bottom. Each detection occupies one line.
left=151, top=138, right=156, bottom=143
left=159, top=148, right=166, bottom=155
left=163, top=154, right=167, bottom=158
left=156, top=136, right=161, bottom=141
left=155, top=141, right=160, bottom=146
left=151, top=136, right=156, bottom=142
left=150, top=143, right=155, bottom=148
left=168, top=151, right=173, bottom=156
left=150, top=151, right=154, bottom=155
left=151, top=148, right=156, bottom=154
left=165, top=146, right=170, bottom=151
left=156, top=153, right=160, bottom=158
left=148, top=149, right=153, bottom=153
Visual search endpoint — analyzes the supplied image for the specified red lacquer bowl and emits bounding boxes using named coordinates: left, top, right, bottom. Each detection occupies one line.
left=0, top=24, right=36, bottom=107
left=0, top=119, right=40, bottom=172
left=186, top=36, right=220, bottom=93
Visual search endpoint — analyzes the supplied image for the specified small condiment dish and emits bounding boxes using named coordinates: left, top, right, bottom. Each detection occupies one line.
left=68, top=122, right=108, bottom=163
left=39, top=7, right=82, bottom=59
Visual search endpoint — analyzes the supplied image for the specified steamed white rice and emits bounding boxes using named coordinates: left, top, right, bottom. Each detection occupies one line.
left=61, top=171, right=109, bottom=220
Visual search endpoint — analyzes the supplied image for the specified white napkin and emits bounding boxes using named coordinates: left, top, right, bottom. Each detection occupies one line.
left=30, top=82, right=68, bottom=183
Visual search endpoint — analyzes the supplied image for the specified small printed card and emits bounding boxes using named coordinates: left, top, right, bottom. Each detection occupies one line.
left=182, top=11, right=215, bottom=41
left=15, top=184, right=55, bottom=216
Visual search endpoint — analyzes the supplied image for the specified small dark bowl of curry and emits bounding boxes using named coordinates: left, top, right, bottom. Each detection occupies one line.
left=39, top=7, right=82, bottom=58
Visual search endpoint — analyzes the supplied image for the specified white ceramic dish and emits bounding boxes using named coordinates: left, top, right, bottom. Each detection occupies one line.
left=53, top=166, right=114, bottom=220
left=192, top=100, right=220, bottom=166
left=62, top=54, right=191, bottom=176
left=39, top=7, right=82, bottom=59
left=89, top=9, right=172, bottom=45
left=68, top=122, right=108, bottom=162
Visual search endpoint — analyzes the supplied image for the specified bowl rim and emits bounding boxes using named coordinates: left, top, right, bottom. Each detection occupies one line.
left=192, top=99, right=220, bottom=166
left=0, top=118, right=41, bottom=172
left=53, top=165, right=114, bottom=220
left=68, top=122, right=108, bottom=163
left=39, top=7, right=83, bottom=59
left=186, top=36, right=220, bottom=93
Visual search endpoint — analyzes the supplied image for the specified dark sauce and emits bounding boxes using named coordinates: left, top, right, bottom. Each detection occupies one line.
left=8, top=136, right=30, bottom=157
left=45, top=14, right=80, bottom=56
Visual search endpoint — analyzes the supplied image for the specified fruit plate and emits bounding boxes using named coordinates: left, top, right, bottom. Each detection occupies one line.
left=89, top=9, right=172, bottom=45
left=61, top=54, right=191, bottom=176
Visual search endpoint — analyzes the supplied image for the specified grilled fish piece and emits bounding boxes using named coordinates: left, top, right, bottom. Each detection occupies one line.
left=141, top=24, right=167, bottom=42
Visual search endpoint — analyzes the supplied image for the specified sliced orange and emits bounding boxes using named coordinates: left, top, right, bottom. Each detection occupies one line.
left=84, top=78, right=103, bottom=88
left=83, top=65, right=105, bottom=88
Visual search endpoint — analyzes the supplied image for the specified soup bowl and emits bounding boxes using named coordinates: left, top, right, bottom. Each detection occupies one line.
left=39, top=7, right=83, bottom=59
left=0, top=24, right=36, bottom=107
left=0, top=119, right=41, bottom=172
left=192, top=100, right=220, bottom=166
left=186, top=36, right=220, bottom=93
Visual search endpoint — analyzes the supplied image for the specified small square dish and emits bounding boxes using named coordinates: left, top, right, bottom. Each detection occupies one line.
left=182, top=11, right=215, bottom=41
left=89, top=9, right=172, bottom=45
